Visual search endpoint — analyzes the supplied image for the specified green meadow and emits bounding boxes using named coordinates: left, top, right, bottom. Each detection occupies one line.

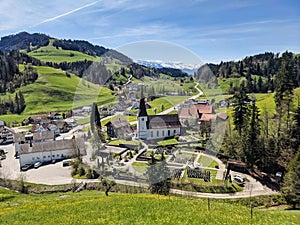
left=0, top=65, right=115, bottom=123
left=0, top=188, right=299, bottom=225
left=27, top=45, right=99, bottom=63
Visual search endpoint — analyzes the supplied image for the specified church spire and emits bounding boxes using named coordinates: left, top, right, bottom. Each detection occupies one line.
left=138, top=98, right=148, bottom=117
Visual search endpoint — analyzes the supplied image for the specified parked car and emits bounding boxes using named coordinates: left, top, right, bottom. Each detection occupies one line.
left=21, top=164, right=33, bottom=171
left=34, top=161, right=42, bottom=169
left=0, top=148, right=8, bottom=154
left=62, top=159, right=72, bottom=167
left=232, top=174, right=245, bottom=186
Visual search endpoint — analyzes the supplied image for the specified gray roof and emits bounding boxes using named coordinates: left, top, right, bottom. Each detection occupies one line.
left=148, top=114, right=181, bottom=129
left=19, top=138, right=85, bottom=155
left=33, top=131, right=55, bottom=141
left=14, top=133, right=25, bottom=142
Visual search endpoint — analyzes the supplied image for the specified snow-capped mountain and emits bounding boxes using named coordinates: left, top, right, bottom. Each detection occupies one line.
left=136, top=59, right=202, bottom=75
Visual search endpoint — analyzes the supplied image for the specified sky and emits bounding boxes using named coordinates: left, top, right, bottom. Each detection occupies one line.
left=0, top=0, right=299, bottom=63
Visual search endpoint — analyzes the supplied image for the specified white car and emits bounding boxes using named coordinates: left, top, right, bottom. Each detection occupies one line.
left=232, top=174, right=245, bottom=185
left=34, top=161, right=42, bottom=168
left=0, top=148, right=8, bottom=154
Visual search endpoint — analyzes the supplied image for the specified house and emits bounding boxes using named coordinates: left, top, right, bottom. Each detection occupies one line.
left=28, top=115, right=49, bottom=124
left=47, top=112, right=61, bottom=120
left=106, top=118, right=134, bottom=138
left=82, top=106, right=92, bottom=113
left=137, top=98, right=181, bottom=140
left=14, top=131, right=55, bottom=156
left=18, top=138, right=85, bottom=167
left=53, top=121, right=70, bottom=133
left=178, top=104, right=199, bottom=127
left=0, top=121, right=15, bottom=145
left=64, top=118, right=77, bottom=128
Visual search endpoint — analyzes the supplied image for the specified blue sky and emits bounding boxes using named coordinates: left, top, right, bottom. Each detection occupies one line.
left=0, top=0, right=299, bottom=63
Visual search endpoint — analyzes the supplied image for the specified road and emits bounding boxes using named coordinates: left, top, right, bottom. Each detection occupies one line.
left=158, top=82, right=203, bottom=115
left=0, top=143, right=279, bottom=199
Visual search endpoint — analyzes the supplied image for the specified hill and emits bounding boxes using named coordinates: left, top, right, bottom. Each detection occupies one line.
left=0, top=32, right=132, bottom=64
left=200, top=51, right=300, bottom=94
left=0, top=188, right=298, bottom=225
left=0, top=65, right=115, bottom=123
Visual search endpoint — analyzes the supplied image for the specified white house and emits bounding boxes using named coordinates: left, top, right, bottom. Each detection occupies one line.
left=0, top=121, right=14, bottom=144
left=18, top=138, right=85, bottom=167
left=137, top=98, right=181, bottom=140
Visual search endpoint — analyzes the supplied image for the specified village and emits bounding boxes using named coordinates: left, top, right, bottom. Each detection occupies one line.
left=0, top=81, right=275, bottom=198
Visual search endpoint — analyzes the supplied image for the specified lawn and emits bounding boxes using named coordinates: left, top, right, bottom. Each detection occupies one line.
left=132, top=162, right=148, bottom=173
left=0, top=188, right=299, bottom=225
left=157, top=138, right=178, bottom=146
left=108, top=139, right=141, bottom=147
left=198, top=155, right=219, bottom=169
left=147, top=96, right=189, bottom=114
left=0, top=66, right=115, bottom=123
left=28, top=45, right=99, bottom=63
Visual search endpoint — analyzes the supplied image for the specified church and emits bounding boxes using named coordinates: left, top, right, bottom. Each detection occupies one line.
left=137, top=98, right=182, bottom=140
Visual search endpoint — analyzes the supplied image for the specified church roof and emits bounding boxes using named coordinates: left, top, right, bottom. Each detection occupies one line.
left=138, top=98, right=148, bottom=117
left=148, top=114, right=181, bottom=129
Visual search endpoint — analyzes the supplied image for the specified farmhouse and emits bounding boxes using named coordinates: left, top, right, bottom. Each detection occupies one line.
left=0, top=121, right=14, bottom=144
left=137, top=98, right=181, bottom=140
left=106, top=118, right=134, bottom=139
left=14, top=131, right=55, bottom=156
left=18, top=138, right=85, bottom=167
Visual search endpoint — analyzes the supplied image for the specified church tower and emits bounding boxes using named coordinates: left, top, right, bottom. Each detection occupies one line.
left=137, top=98, right=148, bottom=140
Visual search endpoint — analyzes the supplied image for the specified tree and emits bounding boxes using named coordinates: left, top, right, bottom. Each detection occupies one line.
left=243, top=101, right=261, bottom=168
left=274, top=52, right=295, bottom=155
left=90, top=102, right=101, bottom=134
left=18, top=91, right=26, bottom=112
left=232, top=81, right=249, bottom=135
left=146, top=153, right=171, bottom=195
left=100, top=177, right=116, bottom=196
left=14, top=92, right=20, bottom=114
left=281, top=149, right=300, bottom=209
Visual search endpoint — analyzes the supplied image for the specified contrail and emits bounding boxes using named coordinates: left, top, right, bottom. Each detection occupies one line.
left=31, top=1, right=99, bottom=27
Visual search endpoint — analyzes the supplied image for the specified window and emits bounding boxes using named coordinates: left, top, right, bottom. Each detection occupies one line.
left=174, top=130, right=176, bottom=135
left=141, top=118, right=144, bottom=121
left=157, top=130, right=159, bottom=137
left=57, top=154, right=59, bottom=157
left=168, top=130, right=170, bottom=136
left=162, top=130, right=165, bottom=136
left=43, top=156, right=46, bottom=158
left=37, top=157, right=40, bottom=160
left=32, top=157, right=35, bottom=160
left=52, top=155, right=55, bottom=158
left=151, top=131, right=153, bottom=137
left=48, top=155, right=51, bottom=158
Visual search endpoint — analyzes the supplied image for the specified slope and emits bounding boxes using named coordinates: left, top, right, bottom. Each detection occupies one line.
left=0, top=188, right=299, bottom=225
left=0, top=65, right=115, bottom=123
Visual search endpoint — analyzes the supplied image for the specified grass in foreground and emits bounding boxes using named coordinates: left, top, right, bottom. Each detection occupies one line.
left=0, top=189, right=299, bottom=225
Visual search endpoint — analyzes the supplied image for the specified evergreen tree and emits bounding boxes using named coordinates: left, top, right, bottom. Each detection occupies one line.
left=14, top=92, right=20, bottom=114
left=233, top=81, right=249, bottom=135
left=282, top=149, right=300, bottom=209
left=244, top=101, right=261, bottom=168
left=19, top=91, right=26, bottom=112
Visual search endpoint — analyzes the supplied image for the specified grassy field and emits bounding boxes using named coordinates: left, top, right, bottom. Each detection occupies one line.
left=28, top=45, right=99, bottom=63
left=0, top=188, right=299, bottom=225
left=0, top=66, right=115, bottom=123
left=147, top=96, right=189, bottom=114
left=198, top=155, right=219, bottom=168
left=132, top=161, right=148, bottom=173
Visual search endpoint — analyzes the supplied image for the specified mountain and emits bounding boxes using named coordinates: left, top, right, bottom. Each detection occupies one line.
left=136, top=59, right=202, bottom=75
left=0, top=32, right=132, bottom=64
